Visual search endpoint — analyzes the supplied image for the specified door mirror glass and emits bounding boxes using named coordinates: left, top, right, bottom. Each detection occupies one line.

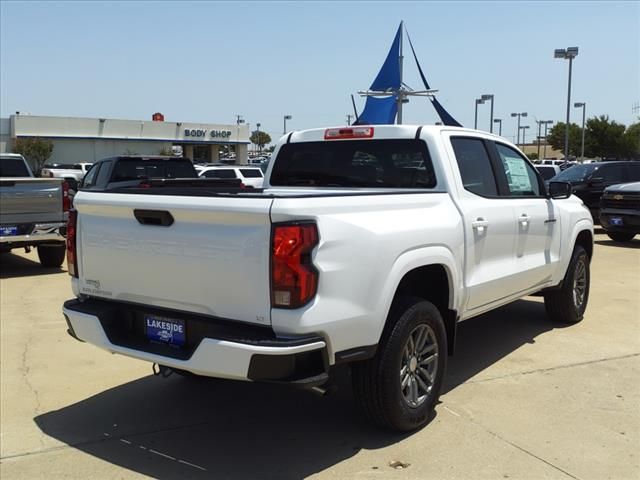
left=548, top=181, right=572, bottom=199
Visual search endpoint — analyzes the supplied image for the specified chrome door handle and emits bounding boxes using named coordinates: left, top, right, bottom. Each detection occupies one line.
left=518, top=214, right=530, bottom=226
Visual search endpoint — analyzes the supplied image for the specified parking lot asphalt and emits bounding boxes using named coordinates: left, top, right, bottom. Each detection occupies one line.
left=1, top=232, right=639, bottom=480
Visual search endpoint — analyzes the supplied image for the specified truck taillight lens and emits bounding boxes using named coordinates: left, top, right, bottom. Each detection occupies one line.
left=271, top=223, right=319, bottom=308
left=62, top=181, right=71, bottom=212
left=66, top=209, right=78, bottom=277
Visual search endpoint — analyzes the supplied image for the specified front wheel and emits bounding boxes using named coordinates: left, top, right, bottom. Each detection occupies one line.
left=37, top=244, right=66, bottom=268
left=352, top=298, right=447, bottom=431
left=544, top=245, right=590, bottom=324
left=607, top=232, right=635, bottom=242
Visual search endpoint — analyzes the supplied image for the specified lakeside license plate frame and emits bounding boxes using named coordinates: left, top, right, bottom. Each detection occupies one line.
left=145, top=314, right=186, bottom=347
left=0, top=226, right=18, bottom=236
left=610, top=217, right=623, bottom=226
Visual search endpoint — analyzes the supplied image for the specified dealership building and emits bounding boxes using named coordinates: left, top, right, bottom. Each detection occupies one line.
left=0, top=113, right=251, bottom=167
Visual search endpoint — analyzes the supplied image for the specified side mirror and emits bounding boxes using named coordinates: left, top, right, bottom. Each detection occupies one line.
left=548, top=181, right=572, bottom=199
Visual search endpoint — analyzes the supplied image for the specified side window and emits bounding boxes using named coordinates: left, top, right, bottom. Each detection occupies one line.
left=95, top=160, right=112, bottom=187
left=628, top=163, right=640, bottom=182
left=451, top=137, right=498, bottom=196
left=82, top=163, right=100, bottom=188
left=495, top=143, right=541, bottom=196
left=598, top=165, right=625, bottom=183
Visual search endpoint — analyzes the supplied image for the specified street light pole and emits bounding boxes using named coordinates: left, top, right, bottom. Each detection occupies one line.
left=574, top=102, right=586, bottom=162
left=555, top=47, right=579, bottom=160
left=283, top=114, right=292, bottom=135
left=493, top=118, right=502, bottom=136
left=520, top=125, right=530, bottom=147
left=542, top=120, right=553, bottom=159
left=481, top=94, right=494, bottom=132
left=474, top=98, right=485, bottom=129
left=511, top=112, right=527, bottom=147
left=256, top=122, right=261, bottom=153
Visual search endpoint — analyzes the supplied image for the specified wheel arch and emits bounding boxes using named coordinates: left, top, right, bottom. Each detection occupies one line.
left=378, top=248, right=461, bottom=355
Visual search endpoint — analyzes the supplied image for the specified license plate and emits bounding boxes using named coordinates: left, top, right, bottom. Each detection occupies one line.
left=145, top=315, right=186, bottom=346
left=0, top=225, right=18, bottom=236
left=610, top=217, right=623, bottom=226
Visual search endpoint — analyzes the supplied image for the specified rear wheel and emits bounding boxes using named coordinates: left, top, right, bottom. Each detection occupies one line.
left=607, top=232, right=635, bottom=242
left=352, top=298, right=447, bottom=431
left=544, top=245, right=590, bottom=324
left=37, top=244, right=66, bottom=268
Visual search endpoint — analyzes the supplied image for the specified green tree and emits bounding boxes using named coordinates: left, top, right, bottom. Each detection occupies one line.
left=622, top=122, right=640, bottom=160
left=13, top=137, right=54, bottom=175
left=584, top=115, right=627, bottom=159
left=527, top=152, right=539, bottom=160
left=546, top=122, right=582, bottom=158
left=250, top=130, right=271, bottom=151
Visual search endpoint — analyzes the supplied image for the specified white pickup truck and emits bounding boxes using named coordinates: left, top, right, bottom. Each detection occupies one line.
left=63, top=125, right=593, bottom=431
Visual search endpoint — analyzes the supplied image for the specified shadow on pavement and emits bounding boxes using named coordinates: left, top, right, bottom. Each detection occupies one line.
left=594, top=239, right=640, bottom=249
left=35, top=368, right=408, bottom=479
left=35, top=298, right=560, bottom=479
left=444, top=298, right=562, bottom=391
left=0, top=252, right=67, bottom=279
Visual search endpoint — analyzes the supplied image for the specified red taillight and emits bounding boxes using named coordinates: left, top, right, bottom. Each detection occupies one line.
left=324, top=126, right=374, bottom=140
left=271, top=223, right=319, bottom=308
left=62, top=181, right=71, bottom=212
left=66, top=209, right=78, bottom=277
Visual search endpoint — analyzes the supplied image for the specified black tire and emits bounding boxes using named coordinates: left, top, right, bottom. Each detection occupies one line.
left=37, top=244, right=66, bottom=268
left=544, top=245, right=590, bottom=324
left=352, top=297, right=447, bottom=431
left=607, top=232, right=635, bottom=242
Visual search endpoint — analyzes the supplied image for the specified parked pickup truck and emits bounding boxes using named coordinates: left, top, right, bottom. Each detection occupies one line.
left=1, top=153, right=70, bottom=266
left=63, top=126, right=594, bottom=431
left=41, top=162, right=93, bottom=189
left=77, top=155, right=198, bottom=191
left=599, top=182, right=640, bottom=242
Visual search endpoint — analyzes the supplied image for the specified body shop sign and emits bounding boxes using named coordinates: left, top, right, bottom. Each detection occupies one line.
left=184, top=129, right=232, bottom=139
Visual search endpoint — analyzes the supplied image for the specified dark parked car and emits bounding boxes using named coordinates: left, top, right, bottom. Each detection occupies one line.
left=599, top=182, right=640, bottom=242
left=550, top=161, right=640, bottom=219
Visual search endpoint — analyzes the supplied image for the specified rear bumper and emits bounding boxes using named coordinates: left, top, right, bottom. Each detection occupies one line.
left=63, top=298, right=329, bottom=386
left=0, top=222, right=66, bottom=246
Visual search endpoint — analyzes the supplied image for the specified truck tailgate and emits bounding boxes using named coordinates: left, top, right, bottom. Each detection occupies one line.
left=74, top=192, right=274, bottom=326
left=0, top=178, right=64, bottom=224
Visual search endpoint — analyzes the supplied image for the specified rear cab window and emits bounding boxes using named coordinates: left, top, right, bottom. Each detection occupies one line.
left=110, top=159, right=197, bottom=182
left=0, top=157, right=32, bottom=177
left=202, top=169, right=237, bottom=179
left=270, top=139, right=436, bottom=188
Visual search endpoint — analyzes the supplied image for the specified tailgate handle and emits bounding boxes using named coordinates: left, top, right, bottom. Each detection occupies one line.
left=134, top=209, right=174, bottom=227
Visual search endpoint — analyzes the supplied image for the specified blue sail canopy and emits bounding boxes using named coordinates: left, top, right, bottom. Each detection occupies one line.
left=370, top=24, right=402, bottom=91
left=405, top=30, right=462, bottom=127
left=356, top=96, right=398, bottom=125
left=353, top=22, right=463, bottom=128
left=355, top=24, right=402, bottom=125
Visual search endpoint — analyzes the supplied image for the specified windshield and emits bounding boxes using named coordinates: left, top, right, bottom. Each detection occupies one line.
left=0, top=157, right=32, bottom=177
left=270, top=139, right=436, bottom=188
left=552, top=164, right=597, bottom=182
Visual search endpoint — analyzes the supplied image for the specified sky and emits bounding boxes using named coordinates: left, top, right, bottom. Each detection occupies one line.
left=1, top=1, right=638, bottom=144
